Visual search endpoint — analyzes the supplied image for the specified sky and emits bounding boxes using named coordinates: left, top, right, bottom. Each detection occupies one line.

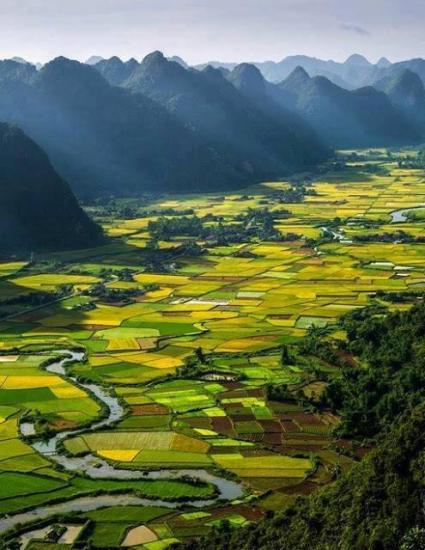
left=0, top=0, right=424, bottom=65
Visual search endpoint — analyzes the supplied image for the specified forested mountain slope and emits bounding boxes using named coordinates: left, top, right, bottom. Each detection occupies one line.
left=0, top=122, right=103, bottom=252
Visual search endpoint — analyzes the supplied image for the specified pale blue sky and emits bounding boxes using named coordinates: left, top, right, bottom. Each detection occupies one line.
left=0, top=0, right=424, bottom=64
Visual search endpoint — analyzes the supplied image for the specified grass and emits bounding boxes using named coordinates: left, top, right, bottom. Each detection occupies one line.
left=0, top=472, right=66, bottom=500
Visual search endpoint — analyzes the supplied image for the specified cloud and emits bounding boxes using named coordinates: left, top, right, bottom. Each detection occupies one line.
left=340, top=22, right=371, bottom=36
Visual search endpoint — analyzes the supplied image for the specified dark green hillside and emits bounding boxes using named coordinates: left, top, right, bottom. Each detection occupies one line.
left=0, top=122, right=103, bottom=253
left=175, top=402, right=425, bottom=550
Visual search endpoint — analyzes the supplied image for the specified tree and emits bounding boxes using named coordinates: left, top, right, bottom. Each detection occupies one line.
left=280, top=344, right=291, bottom=365
left=401, top=527, right=425, bottom=550
left=195, top=347, right=206, bottom=364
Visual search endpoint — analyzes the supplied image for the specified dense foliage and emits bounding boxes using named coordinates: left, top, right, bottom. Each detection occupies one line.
left=325, top=302, right=425, bottom=438
left=148, top=209, right=292, bottom=244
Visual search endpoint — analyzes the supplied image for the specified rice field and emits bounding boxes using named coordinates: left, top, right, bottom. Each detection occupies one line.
left=2, top=148, right=425, bottom=547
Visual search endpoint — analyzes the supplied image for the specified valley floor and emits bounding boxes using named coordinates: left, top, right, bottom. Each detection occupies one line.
left=1, top=148, right=425, bottom=548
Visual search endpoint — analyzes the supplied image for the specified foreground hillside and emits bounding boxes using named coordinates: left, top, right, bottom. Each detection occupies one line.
left=0, top=122, right=103, bottom=253
left=176, top=301, right=425, bottom=550
left=176, top=403, right=425, bottom=550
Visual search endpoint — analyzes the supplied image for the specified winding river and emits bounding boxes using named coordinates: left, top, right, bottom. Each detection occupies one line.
left=390, top=205, right=425, bottom=223
left=1, top=351, right=244, bottom=536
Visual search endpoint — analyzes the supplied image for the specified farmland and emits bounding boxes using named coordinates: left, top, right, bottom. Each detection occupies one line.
left=1, top=148, right=425, bottom=548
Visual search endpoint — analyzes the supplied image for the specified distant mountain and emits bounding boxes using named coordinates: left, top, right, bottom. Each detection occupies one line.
left=0, top=56, right=255, bottom=197
left=94, top=56, right=139, bottom=86
left=276, top=67, right=420, bottom=147
left=0, top=123, right=102, bottom=253
left=121, top=52, right=329, bottom=181
left=195, top=61, right=238, bottom=72
left=0, top=59, right=37, bottom=82
left=226, top=63, right=329, bottom=154
left=374, top=69, right=425, bottom=132
left=197, top=54, right=382, bottom=89
left=198, top=54, right=425, bottom=91
left=372, top=58, right=425, bottom=87
left=85, top=56, right=104, bottom=65
left=168, top=56, right=188, bottom=68
left=376, top=57, right=392, bottom=69
left=344, top=54, right=372, bottom=67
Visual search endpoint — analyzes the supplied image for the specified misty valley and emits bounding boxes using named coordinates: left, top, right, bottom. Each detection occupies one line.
left=0, top=48, right=425, bottom=550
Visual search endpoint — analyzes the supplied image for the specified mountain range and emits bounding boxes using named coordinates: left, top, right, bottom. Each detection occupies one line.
left=0, top=122, right=102, bottom=253
left=0, top=55, right=329, bottom=199
left=195, top=54, right=425, bottom=90
left=121, top=52, right=328, bottom=179
left=0, top=57, right=247, bottom=198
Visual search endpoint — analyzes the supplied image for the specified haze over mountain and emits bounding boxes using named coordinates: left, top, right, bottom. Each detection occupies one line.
left=196, top=54, right=425, bottom=91
left=374, top=69, right=425, bottom=132
left=275, top=67, right=420, bottom=147
left=0, top=50, right=423, bottom=203
left=0, top=60, right=37, bottom=83
left=92, top=53, right=425, bottom=145
left=0, top=55, right=330, bottom=199
left=85, top=55, right=104, bottom=66
left=0, top=122, right=102, bottom=253
left=0, top=58, right=251, bottom=198
left=94, top=56, right=139, bottom=87
left=98, top=51, right=329, bottom=179
left=196, top=54, right=378, bottom=89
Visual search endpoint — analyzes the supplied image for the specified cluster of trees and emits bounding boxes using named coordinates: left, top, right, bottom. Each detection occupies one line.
left=83, top=282, right=157, bottom=303
left=398, top=149, right=425, bottom=168
left=148, top=209, right=288, bottom=245
left=272, top=184, right=316, bottom=204
left=0, top=284, right=73, bottom=309
left=174, top=400, right=425, bottom=550
left=148, top=216, right=204, bottom=241
left=323, top=302, right=425, bottom=439
left=354, top=230, right=425, bottom=244
left=375, top=290, right=424, bottom=303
